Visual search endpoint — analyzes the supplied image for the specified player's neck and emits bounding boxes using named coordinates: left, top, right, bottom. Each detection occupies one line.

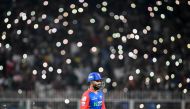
left=89, top=85, right=98, bottom=92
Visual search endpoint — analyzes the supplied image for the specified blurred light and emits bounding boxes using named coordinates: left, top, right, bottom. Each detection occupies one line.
left=114, top=15, right=119, bottom=20
left=58, top=8, right=64, bottom=13
left=34, top=24, right=39, bottom=29
left=23, top=54, right=27, bottom=59
left=156, top=78, right=161, bottom=83
left=112, top=82, right=117, bottom=87
left=143, top=29, right=148, bottom=34
left=150, top=12, right=155, bottom=17
left=45, top=26, right=50, bottom=31
left=96, top=4, right=101, bottom=9
left=135, top=35, right=139, bottom=40
left=153, top=7, right=158, bottom=11
left=165, top=75, right=169, bottom=80
left=171, top=36, right=175, bottom=42
left=78, top=8, right=84, bottom=13
left=150, top=72, right=154, bottom=77
left=63, top=39, right=69, bottom=44
left=156, top=1, right=162, bottom=6
left=77, top=42, right=83, bottom=47
left=139, top=104, right=144, bottom=109
left=79, top=0, right=84, bottom=3
left=103, top=88, right=107, bottom=93
left=178, top=58, right=183, bottom=63
left=63, top=21, right=69, bottom=26
left=121, top=36, right=127, bottom=43
left=112, top=33, right=120, bottom=38
left=31, top=11, right=35, bottom=16
left=7, top=24, right=11, bottom=29
left=42, top=74, right=46, bottom=79
left=63, top=12, right=69, bottom=17
left=43, top=62, right=48, bottom=68
left=7, top=11, right=11, bottom=16
left=90, top=18, right=95, bottom=23
left=101, top=7, right=107, bottom=12
left=48, top=66, right=53, bottom=72
left=156, top=104, right=161, bottom=109
left=110, top=54, right=115, bottom=59
left=133, top=49, right=138, bottom=54
left=175, top=61, right=179, bottom=66
left=153, top=40, right=158, bottom=45
left=65, top=99, right=70, bottom=104
left=27, top=19, right=32, bottom=24
left=14, top=19, right=19, bottom=24
left=68, top=29, right=74, bottom=35
left=43, top=1, right=48, bottom=6
left=167, top=6, right=173, bottom=11
left=118, top=55, right=123, bottom=60
left=104, top=25, right=110, bottom=30
left=143, top=54, right=148, bottom=59
left=152, top=57, right=157, bottom=63
left=0, top=65, right=3, bottom=71
left=188, top=1, right=190, bottom=5
left=106, top=78, right=111, bottom=83
left=57, top=69, right=62, bottom=74
left=66, top=59, right=71, bottom=64
left=160, top=14, right=165, bottom=19
left=187, top=44, right=190, bottom=49
left=119, top=15, right=125, bottom=20
left=152, top=47, right=157, bottom=52
left=70, top=4, right=76, bottom=9
left=52, top=28, right=57, bottom=33
left=102, top=1, right=108, bottom=6
left=148, top=7, right=153, bottom=11
left=98, top=67, right=104, bottom=72
left=118, top=50, right=123, bottom=54
left=159, top=38, right=163, bottom=43
left=166, top=61, right=170, bottom=66
left=183, top=89, right=187, bottom=94
left=56, top=42, right=61, bottom=47
left=83, top=2, right=88, bottom=7
left=54, top=19, right=59, bottom=23
left=171, top=74, right=175, bottom=79
left=145, top=77, right=150, bottom=85
left=178, top=83, right=182, bottom=88
left=177, top=34, right=181, bottom=39
left=18, top=89, right=22, bottom=94
left=175, top=0, right=180, bottom=5
left=136, top=69, right=140, bottom=74
left=4, top=18, right=9, bottom=23
left=146, top=26, right=151, bottom=31
left=187, top=78, right=190, bottom=83
left=129, top=75, right=134, bottom=80
left=171, top=55, right=176, bottom=60
left=163, top=49, right=168, bottom=54
left=72, top=9, right=77, bottom=14
left=5, top=44, right=10, bottom=49
left=131, top=3, right=136, bottom=8
left=60, top=50, right=66, bottom=55
left=33, top=70, right=37, bottom=75
left=2, top=34, right=6, bottom=40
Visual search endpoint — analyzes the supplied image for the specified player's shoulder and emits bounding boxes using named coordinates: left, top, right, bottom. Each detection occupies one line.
left=82, top=89, right=90, bottom=96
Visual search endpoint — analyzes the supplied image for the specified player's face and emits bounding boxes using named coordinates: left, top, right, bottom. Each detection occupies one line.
left=92, top=80, right=102, bottom=90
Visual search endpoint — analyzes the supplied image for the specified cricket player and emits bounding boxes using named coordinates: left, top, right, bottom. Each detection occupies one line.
left=80, top=72, right=106, bottom=109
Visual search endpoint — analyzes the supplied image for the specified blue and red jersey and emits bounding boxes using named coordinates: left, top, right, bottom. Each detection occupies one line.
left=80, top=88, right=106, bottom=109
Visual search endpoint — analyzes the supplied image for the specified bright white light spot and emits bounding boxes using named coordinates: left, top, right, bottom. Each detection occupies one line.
left=90, top=18, right=95, bottom=23
left=156, top=104, right=161, bottom=109
left=112, top=82, right=117, bottom=87
left=43, top=1, right=48, bottom=6
left=68, top=29, right=74, bottom=35
left=2, top=35, right=6, bottom=40
left=98, top=67, right=104, bottom=72
left=23, top=54, right=27, bottom=59
left=91, top=47, right=97, bottom=53
left=129, top=75, right=134, bottom=80
left=60, top=50, right=66, bottom=55
left=165, top=75, right=169, bottom=80
left=42, top=74, right=46, bottom=79
left=171, top=74, right=175, bottom=79
left=57, top=69, right=62, bottom=74
left=52, top=28, right=57, bottom=33
left=139, top=104, right=144, bottom=109
left=77, top=42, right=83, bottom=47
left=48, top=66, right=53, bottom=72
left=143, top=29, right=148, bottom=34
left=101, top=7, right=107, bottom=12
left=18, top=89, right=22, bottom=94
left=118, top=55, right=123, bottom=60
left=66, top=59, right=71, bottom=64
left=27, top=19, right=32, bottom=24
left=4, top=18, right=9, bottom=23
left=152, top=57, right=157, bottom=63
left=178, top=83, right=182, bottom=88
left=7, top=11, right=11, bottom=16
left=183, top=89, right=187, bottom=94
left=0, top=65, right=3, bottom=71
left=187, top=44, right=190, bottom=49
left=163, top=49, right=168, bottom=54
left=65, top=99, right=70, bottom=104
left=43, top=62, right=48, bottom=68
left=166, top=61, right=170, bottom=66
left=171, top=55, right=176, bottom=60
left=161, top=14, right=165, bottom=19
left=175, top=61, right=179, bottom=66
left=83, top=2, right=88, bottom=7
left=156, top=78, right=161, bottom=83
left=131, top=3, right=136, bottom=8
left=59, top=8, right=64, bottom=13
left=110, top=54, right=115, bottom=59
left=106, top=78, right=111, bottom=83
left=154, top=6, right=158, bottom=11
left=78, top=8, right=84, bottom=13
left=171, top=36, right=175, bottom=42
left=150, top=72, right=154, bottom=77
left=63, top=39, right=69, bottom=44
left=56, top=42, right=61, bottom=47
left=34, top=24, right=38, bottom=29
left=143, top=54, right=148, bottom=59
left=72, top=9, right=77, bottom=14
left=136, top=69, right=140, bottom=74
left=17, top=30, right=22, bottom=35
left=33, top=70, right=37, bottom=75
left=7, top=24, right=11, bottom=29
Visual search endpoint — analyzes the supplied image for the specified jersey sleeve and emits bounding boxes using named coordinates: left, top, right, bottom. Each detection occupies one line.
left=80, top=91, right=90, bottom=109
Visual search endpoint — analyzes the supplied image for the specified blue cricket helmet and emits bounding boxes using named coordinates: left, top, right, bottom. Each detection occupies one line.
left=87, top=72, right=102, bottom=82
